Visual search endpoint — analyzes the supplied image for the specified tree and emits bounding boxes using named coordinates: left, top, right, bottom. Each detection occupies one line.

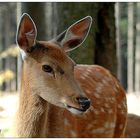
left=135, top=3, right=140, bottom=92
left=21, top=2, right=47, bottom=40
left=127, top=3, right=134, bottom=93
left=115, top=3, right=122, bottom=82
left=94, top=3, right=117, bottom=75
left=0, top=3, right=17, bottom=91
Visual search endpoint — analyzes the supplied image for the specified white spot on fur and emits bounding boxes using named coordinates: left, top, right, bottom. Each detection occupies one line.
left=104, top=76, right=112, bottom=82
left=110, top=97, right=115, bottom=102
left=96, top=84, right=104, bottom=93
left=70, top=130, right=77, bottom=137
left=94, top=93, right=100, bottom=98
left=113, top=86, right=118, bottom=93
left=87, top=120, right=98, bottom=130
left=121, top=110, right=125, bottom=114
left=84, top=70, right=90, bottom=77
left=116, top=83, right=120, bottom=89
left=85, top=89, right=91, bottom=94
left=81, top=75, right=86, bottom=80
left=108, top=97, right=114, bottom=103
left=122, top=100, right=127, bottom=108
left=89, top=106, right=94, bottom=111
left=87, top=123, right=93, bottom=129
left=102, top=79, right=108, bottom=85
left=101, top=108, right=105, bottom=112
left=104, top=103, right=110, bottom=108
left=84, top=72, right=89, bottom=77
left=104, top=122, right=115, bottom=129
left=87, top=68, right=92, bottom=73
left=96, top=87, right=102, bottom=93
left=92, top=127, right=105, bottom=133
left=64, top=118, right=69, bottom=126
left=94, top=109, right=100, bottom=115
left=108, top=109, right=113, bottom=114
left=110, top=122, right=115, bottom=128
left=104, top=122, right=110, bottom=128
left=117, top=104, right=121, bottom=109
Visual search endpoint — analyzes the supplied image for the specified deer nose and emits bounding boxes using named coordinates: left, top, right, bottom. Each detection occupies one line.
left=76, top=97, right=90, bottom=111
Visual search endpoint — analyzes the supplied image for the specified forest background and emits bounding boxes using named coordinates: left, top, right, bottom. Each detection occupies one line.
left=0, top=2, right=140, bottom=137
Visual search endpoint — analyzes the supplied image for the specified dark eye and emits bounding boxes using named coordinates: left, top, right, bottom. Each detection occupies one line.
left=42, top=65, right=53, bottom=73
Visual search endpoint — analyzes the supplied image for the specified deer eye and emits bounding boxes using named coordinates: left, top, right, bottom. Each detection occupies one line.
left=42, top=65, right=53, bottom=73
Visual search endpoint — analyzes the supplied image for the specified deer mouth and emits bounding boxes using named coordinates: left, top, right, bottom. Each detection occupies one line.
left=67, top=104, right=87, bottom=111
left=65, top=104, right=87, bottom=114
left=63, top=97, right=90, bottom=114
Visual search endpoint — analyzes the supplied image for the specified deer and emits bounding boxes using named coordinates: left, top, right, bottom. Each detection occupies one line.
left=125, top=113, right=140, bottom=138
left=15, top=13, right=127, bottom=138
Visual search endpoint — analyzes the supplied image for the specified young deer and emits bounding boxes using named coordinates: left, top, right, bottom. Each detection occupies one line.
left=15, top=13, right=127, bottom=138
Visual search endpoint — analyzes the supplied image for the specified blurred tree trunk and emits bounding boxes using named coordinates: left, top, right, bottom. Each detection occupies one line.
left=132, top=3, right=137, bottom=92
left=2, top=7, right=10, bottom=91
left=9, top=4, right=17, bottom=92
left=127, top=3, right=134, bottom=93
left=135, top=3, right=140, bottom=92
left=0, top=3, right=17, bottom=92
left=21, top=2, right=47, bottom=40
left=54, top=3, right=117, bottom=76
left=17, top=2, right=22, bottom=91
left=95, top=3, right=117, bottom=76
left=115, top=3, right=122, bottom=83
left=45, top=3, right=59, bottom=39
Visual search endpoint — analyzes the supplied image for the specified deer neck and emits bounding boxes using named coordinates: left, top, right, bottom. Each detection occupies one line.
left=17, top=62, right=65, bottom=137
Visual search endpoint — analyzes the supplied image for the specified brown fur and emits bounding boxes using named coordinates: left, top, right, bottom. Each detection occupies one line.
left=30, top=41, right=72, bottom=67
left=125, top=113, right=140, bottom=138
left=15, top=42, right=127, bottom=138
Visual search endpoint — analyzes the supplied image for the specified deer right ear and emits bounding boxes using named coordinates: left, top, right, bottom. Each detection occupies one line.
left=16, top=13, right=37, bottom=54
left=53, top=16, right=92, bottom=52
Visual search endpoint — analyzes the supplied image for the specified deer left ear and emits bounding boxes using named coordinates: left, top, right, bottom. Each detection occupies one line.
left=16, top=13, right=37, bottom=53
left=54, top=16, right=92, bottom=52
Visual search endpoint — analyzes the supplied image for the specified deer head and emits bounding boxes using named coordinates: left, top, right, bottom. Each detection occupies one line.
left=16, top=13, right=92, bottom=115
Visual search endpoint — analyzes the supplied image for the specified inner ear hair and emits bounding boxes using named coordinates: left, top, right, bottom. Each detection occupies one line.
left=56, top=30, right=67, bottom=43
left=26, top=42, right=41, bottom=53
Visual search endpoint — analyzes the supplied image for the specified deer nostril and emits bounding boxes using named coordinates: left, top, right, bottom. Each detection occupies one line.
left=76, top=97, right=91, bottom=111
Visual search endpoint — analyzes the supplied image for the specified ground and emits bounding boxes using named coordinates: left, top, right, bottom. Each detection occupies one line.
left=0, top=92, right=18, bottom=137
left=127, top=92, right=140, bottom=116
left=0, top=92, right=140, bottom=137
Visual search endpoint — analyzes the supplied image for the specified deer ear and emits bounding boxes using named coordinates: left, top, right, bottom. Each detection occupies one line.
left=54, top=16, right=92, bottom=52
left=16, top=13, right=37, bottom=53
